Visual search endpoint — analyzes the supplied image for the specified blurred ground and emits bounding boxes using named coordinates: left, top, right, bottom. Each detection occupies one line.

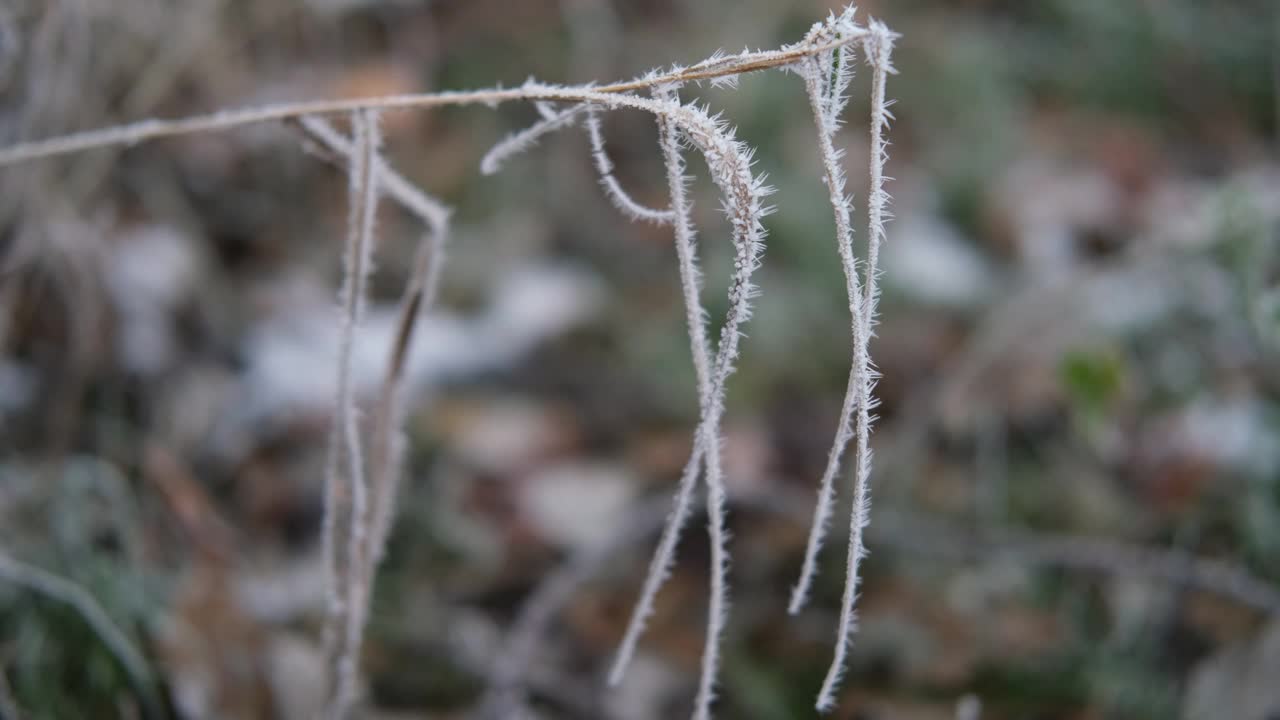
left=1, top=0, right=1279, bottom=718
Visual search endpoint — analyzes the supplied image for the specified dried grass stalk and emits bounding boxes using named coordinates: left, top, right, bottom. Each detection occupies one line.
left=0, top=8, right=896, bottom=716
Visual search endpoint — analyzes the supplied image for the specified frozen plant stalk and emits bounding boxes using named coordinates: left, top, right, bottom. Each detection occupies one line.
left=322, top=108, right=381, bottom=720
left=0, top=6, right=895, bottom=717
left=807, top=19, right=897, bottom=714
left=788, top=7, right=866, bottom=619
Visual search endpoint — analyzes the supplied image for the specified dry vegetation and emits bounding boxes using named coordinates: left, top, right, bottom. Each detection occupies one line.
left=0, top=1, right=1278, bottom=719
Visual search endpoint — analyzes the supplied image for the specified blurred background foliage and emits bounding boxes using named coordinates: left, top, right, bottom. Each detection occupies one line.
left=0, top=0, right=1278, bottom=718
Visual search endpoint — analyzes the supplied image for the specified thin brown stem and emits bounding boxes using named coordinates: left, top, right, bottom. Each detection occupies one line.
left=0, top=36, right=867, bottom=167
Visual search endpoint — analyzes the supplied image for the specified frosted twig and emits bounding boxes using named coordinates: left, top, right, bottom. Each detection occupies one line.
left=0, top=34, right=872, bottom=168
left=814, top=21, right=896, bottom=713
left=606, top=84, right=722, bottom=705
left=861, top=21, right=896, bottom=333
left=298, top=114, right=453, bottom=572
left=296, top=115, right=451, bottom=231
left=664, top=88, right=742, bottom=720
left=789, top=7, right=865, bottom=618
left=321, top=82, right=765, bottom=720
left=299, top=112, right=451, bottom=711
left=323, top=109, right=381, bottom=720
left=480, top=102, right=587, bottom=175
left=823, top=29, right=856, bottom=130
left=603, top=83, right=770, bottom=720
left=605, top=90, right=703, bottom=685
left=585, top=106, right=675, bottom=224
left=0, top=11, right=901, bottom=718
left=367, top=223, right=447, bottom=567
left=343, top=108, right=382, bottom=715
left=534, top=101, right=561, bottom=120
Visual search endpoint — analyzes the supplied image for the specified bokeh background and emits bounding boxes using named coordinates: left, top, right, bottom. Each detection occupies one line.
left=1, top=0, right=1279, bottom=718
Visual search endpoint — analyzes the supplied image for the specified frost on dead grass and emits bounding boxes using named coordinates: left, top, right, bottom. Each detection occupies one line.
left=0, top=6, right=896, bottom=717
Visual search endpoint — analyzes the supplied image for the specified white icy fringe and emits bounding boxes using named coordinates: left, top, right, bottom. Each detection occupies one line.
left=298, top=115, right=452, bottom=230
left=323, top=108, right=381, bottom=720
left=302, top=112, right=452, bottom=719
left=456, top=80, right=775, bottom=720
left=480, top=102, right=587, bottom=175
left=788, top=6, right=865, bottom=618
left=296, top=116, right=453, bottom=577
left=813, top=20, right=897, bottom=714
left=586, top=106, right=677, bottom=224
left=596, top=9, right=895, bottom=717
left=605, top=81, right=750, bottom=720
left=0, top=6, right=896, bottom=717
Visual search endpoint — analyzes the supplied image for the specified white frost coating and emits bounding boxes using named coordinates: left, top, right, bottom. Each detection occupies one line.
left=578, top=82, right=771, bottom=720
left=814, top=20, right=897, bottom=714
left=788, top=6, right=866, bottom=618
left=585, top=106, right=676, bottom=224
left=480, top=103, right=586, bottom=175
left=0, top=9, right=898, bottom=717
left=298, top=115, right=451, bottom=231
left=605, top=84, right=723, bottom=719
left=323, top=108, right=381, bottom=720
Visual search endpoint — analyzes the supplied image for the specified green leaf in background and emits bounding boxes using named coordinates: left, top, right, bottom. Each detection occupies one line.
left=1060, top=348, right=1126, bottom=420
